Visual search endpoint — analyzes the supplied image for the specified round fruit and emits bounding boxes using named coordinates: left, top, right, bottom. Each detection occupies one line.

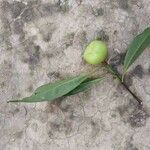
left=83, top=40, right=108, bottom=65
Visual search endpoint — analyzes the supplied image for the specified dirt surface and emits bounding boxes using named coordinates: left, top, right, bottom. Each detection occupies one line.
left=0, top=0, right=150, bottom=150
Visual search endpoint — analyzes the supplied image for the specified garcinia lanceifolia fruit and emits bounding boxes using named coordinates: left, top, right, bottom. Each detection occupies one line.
left=83, top=40, right=108, bottom=65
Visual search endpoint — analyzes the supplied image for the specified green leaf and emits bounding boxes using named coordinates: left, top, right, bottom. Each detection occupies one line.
left=66, top=77, right=105, bottom=96
left=123, top=27, right=150, bottom=73
left=8, top=74, right=88, bottom=103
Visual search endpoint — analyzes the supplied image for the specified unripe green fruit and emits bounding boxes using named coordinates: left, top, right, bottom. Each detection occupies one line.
left=83, top=40, right=108, bottom=65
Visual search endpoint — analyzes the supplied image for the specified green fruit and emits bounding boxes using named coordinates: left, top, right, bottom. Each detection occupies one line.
left=83, top=40, right=108, bottom=65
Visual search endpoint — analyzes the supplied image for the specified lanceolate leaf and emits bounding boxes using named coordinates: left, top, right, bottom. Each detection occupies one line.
left=8, top=74, right=88, bottom=103
left=123, top=27, right=150, bottom=73
left=66, top=77, right=105, bottom=96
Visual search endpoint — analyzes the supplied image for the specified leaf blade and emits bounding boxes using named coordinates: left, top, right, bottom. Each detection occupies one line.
left=9, top=74, right=88, bottom=103
left=66, top=77, right=105, bottom=96
left=124, top=27, right=150, bottom=73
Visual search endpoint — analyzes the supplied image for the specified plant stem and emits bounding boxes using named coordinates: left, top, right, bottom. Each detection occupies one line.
left=106, top=62, right=143, bottom=107
left=121, top=81, right=143, bottom=106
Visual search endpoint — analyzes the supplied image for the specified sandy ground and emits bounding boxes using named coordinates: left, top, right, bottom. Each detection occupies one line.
left=0, top=0, right=150, bottom=149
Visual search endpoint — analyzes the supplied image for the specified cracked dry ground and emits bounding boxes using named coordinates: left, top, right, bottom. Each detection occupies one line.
left=0, top=0, right=150, bottom=150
